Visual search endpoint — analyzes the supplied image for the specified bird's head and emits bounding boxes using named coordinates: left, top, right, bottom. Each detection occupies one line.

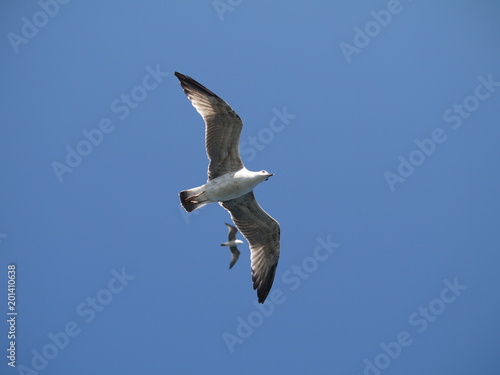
left=260, top=170, right=274, bottom=181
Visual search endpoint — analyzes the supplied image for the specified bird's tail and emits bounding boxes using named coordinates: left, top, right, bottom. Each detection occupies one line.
left=179, top=186, right=209, bottom=212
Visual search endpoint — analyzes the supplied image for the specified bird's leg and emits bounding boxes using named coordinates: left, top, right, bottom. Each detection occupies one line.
left=186, top=192, right=203, bottom=204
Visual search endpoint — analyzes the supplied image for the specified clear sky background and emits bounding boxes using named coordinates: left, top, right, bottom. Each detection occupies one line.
left=1, top=1, right=500, bottom=374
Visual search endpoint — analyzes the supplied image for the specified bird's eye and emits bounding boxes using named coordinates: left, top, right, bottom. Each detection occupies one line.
left=261, top=170, right=266, bottom=173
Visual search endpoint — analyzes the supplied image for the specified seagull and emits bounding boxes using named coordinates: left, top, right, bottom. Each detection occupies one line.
left=175, top=72, right=280, bottom=303
left=221, top=223, right=243, bottom=269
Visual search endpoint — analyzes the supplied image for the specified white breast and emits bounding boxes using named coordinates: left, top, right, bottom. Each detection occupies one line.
left=204, top=168, right=264, bottom=202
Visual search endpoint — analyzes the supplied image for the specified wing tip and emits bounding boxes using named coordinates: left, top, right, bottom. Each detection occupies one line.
left=253, top=262, right=278, bottom=304
left=174, top=71, right=218, bottom=99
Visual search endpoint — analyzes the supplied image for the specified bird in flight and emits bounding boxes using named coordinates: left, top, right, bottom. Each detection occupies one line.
left=221, top=223, right=243, bottom=269
left=175, top=72, right=280, bottom=303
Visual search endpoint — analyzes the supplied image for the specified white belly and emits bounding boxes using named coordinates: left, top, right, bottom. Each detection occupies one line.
left=204, top=169, right=261, bottom=202
left=222, top=239, right=244, bottom=247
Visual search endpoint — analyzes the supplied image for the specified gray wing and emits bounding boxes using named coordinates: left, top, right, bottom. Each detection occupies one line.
left=225, top=223, right=241, bottom=269
left=174, top=72, right=244, bottom=180
left=221, top=192, right=280, bottom=303
left=225, top=222, right=238, bottom=241
left=228, top=247, right=241, bottom=269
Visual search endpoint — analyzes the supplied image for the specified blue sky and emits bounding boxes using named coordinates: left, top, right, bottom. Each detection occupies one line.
left=1, top=1, right=500, bottom=374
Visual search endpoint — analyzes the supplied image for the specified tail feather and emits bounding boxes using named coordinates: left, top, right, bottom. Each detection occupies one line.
left=179, top=186, right=208, bottom=212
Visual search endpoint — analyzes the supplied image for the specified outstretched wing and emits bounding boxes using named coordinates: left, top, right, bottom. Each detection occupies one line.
left=225, top=222, right=238, bottom=241
left=225, top=223, right=241, bottom=269
left=221, top=192, right=280, bottom=303
left=174, top=72, right=244, bottom=180
left=228, top=247, right=241, bottom=269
